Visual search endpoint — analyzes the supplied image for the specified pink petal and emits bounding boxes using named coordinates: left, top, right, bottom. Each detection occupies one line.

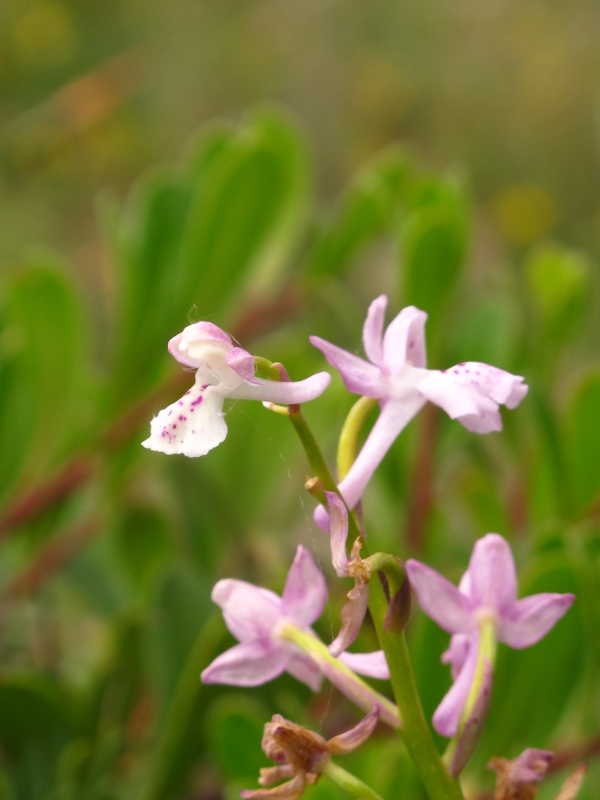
left=281, top=546, right=327, bottom=628
left=441, top=633, right=471, bottom=681
left=226, top=347, right=259, bottom=383
left=329, top=582, right=370, bottom=657
left=309, top=336, right=384, bottom=396
left=338, top=650, right=390, bottom=680
left=457, top=409, right=503, bottom=434
left=417, top=363, right=527, bottom=434
left=229, top=372, right=331, bottom=403
left=382, top=305, right=428, bottom=372
left=325, top=492, right=350, bottom=577
left=168, top=322, right=232, bottom=367
left=362, top=295, right=387, bottom=367
left=142, top=381, right=228, bottom=457
left=285, top=653, right=323, bottom=691
left=417, top=370, right=486, bottom=418
left=316, top=396, right=425, bottom=528
left=433, top=633, right=479, bottom=737
left=405, top=560, right=474, bottom=634
left=507, top=749, right=554, bottom=784
left=201, top=639, right=289, bottom=687
left=327, top=706, right=380, bottom=754
left=468, top=534, right=517, bottom=613
left=498, top=592, right=576, bottom=649
left=212, top=579, right=282, bottom=641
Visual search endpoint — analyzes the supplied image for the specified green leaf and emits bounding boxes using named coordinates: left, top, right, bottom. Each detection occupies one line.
left=110, top=166, right=195, bottom=406
left=114, top=506, right=171, bottom=592
left=525, top=243, right=591, bottom=344
left=307, top=145, right=411, bottom=277
left=111, top=110, right=309, bottom=407
left=401, top=174, right=469, bottom=340
left=179, top=108, right=309, bottom=316
left=567, top=370, right=600, bottom=512
left=206, top=694, right=267, bottom=781
left=0, top=674, right=71, bottom=747
left=0, top=256, right=87, bottom=498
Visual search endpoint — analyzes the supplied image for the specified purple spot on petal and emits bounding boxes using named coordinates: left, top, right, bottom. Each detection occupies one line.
left=201, top=384, right=210, bottom=390
left=459, top=362, right=466, bottom=366
left=178, top=415, right=186, bottom=421
left=191, top=396, right=203, bottom=406
left=172, top=424, right=177, bottom=429
left=168, top=410, right=172, bottom=416
left=178, top=401, right=183, bottom=406
left=453, top=369, right=459, bottom=374
left=185, top=390, right=191, bottom=396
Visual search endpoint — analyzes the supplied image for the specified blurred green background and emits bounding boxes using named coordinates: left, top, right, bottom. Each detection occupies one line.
left=0, top=1, right=599, bottom=799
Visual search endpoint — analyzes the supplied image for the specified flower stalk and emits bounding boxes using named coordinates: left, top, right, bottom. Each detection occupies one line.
left=287, top=411, right=464, bottom=800
left=277, top=622, right=401, bottom=728
left=320, top=761, right=385, bottom=800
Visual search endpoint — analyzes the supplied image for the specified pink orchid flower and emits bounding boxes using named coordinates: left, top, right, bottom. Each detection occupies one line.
left=406, top=534, right=575, bottom=739
left=143, top=322, right=330, bottom=457
left=310, top=296, right=527, bottom=528
left=201, top=545, right=389, bottom=692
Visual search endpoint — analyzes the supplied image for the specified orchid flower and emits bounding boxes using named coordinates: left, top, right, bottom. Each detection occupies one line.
left=406, top=534, right=575, bottom=747
left=241, top=707, right=380, bottom=800
left=201, top=545, right=328, bottom=690
left=201, top=544, right=394, bottom=722
left=143, top=321, right=330, bottom=457
left=310, top=296, right=528, bottom=528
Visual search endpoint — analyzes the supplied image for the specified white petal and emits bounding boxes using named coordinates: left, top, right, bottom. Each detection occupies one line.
left=142, top=381, right=228, bottom=457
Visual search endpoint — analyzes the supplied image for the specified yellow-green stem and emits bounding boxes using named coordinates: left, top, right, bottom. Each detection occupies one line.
left=337, top=396, right=378, bottom=480
left=321, top=760, right=385, bottom=800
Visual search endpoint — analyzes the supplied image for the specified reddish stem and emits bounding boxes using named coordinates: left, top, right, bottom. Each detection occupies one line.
left=405, top=403, right=440, bottom=554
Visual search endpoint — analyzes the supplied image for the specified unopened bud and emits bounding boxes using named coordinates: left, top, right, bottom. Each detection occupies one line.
left=384, top=576, right=411, bottom=633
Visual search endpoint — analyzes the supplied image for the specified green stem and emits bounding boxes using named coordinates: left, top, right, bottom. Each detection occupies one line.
left=321, top=760, right=385, bottom=800
left=288, top=409, right=339, bottom=492
left=287, top=412, right=464, bottom=800
left=337, top=396, right=378, bottom=481
left=278, top=623, right=400, bottom=728
left=368, top=581, right=463, bottom=800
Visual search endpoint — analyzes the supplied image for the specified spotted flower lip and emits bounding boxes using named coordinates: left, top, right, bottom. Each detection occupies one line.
left=406, top=534, right=575, bottom=738
left=310, top=296, right=528, bottom=528
left=142, top=321, right=330, bottom=457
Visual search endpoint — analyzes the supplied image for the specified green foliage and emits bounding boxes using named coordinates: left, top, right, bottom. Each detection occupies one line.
left=401, top=174, right=469, bottom=342
left=525, top=243, right=591, bottom=345
left=307, top=146, right=411, bottom=277
left=0, top=107, right=598, bottom=800
left=568, top=371, right=600, bottom=513
left=0, top=255, right=87, bottom=497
